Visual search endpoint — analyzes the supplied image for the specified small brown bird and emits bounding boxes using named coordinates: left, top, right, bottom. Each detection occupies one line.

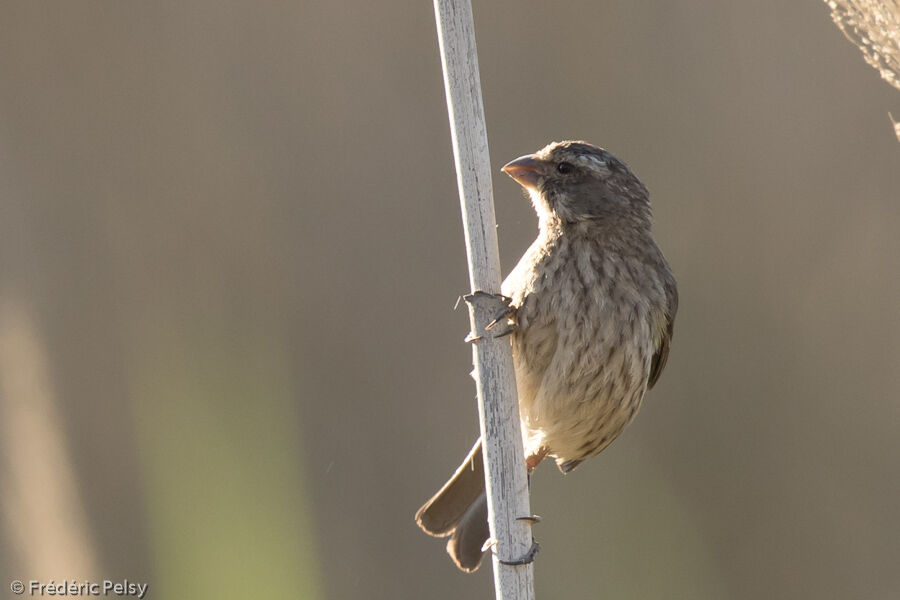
left=415, top=141, right=678, bottom=572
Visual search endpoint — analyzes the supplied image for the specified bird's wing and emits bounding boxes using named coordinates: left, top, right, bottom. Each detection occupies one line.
left=648, top=278, right=678, bottom=390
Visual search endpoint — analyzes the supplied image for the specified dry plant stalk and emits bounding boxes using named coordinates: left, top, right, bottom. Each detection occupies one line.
left=432, top=1, right=536, bottom=599
left=825, top=0, right=900, bottom=139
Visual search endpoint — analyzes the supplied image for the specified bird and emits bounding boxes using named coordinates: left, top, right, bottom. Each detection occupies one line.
left=415, top=140, right=679, bottom=572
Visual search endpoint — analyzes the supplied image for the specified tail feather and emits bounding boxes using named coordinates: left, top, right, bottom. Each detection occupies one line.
left=415, top=438, right=490, bottom=570
left=446, top=491, right=489, bottom=572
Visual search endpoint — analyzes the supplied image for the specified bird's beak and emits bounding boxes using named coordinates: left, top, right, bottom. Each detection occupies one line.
left=502, top=154, right=541, bottom=190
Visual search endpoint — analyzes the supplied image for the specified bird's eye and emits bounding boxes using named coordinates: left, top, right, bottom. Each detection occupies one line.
left=556, top=162, right=574, bottom=174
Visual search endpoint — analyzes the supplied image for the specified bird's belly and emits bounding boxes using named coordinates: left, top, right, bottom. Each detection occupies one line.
left=512, top=297, right=656, bottom=469
left=531, top=378, right=645, bottom=466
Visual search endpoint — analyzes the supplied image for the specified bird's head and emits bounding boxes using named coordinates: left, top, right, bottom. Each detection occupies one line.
left=502, top=141, right=651, bottom=227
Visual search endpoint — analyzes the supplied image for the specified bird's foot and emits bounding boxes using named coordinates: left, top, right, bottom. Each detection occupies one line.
left=463, top=291, right=517, bottom=341
left=482, top=516, right=541, bottom=566
left=498, top=539, right=541, bottom=566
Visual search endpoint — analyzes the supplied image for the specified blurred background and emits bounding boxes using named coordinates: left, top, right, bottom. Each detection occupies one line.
left=1, top=2, right=899, bottom=599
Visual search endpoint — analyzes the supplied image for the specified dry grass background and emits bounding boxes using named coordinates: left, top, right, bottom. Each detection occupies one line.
left=827, top=0, right=900, bottom=90
left=1, top=2, right=899, bottom=599
left=826, top=0, right=900, bottom=138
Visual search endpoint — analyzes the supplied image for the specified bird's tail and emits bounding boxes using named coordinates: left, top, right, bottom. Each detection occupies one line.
left=415, top=438, right=489, bottom=572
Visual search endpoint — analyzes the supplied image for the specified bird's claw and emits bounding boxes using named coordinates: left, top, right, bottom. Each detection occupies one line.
left=463, top=291, right=517, bottom=340
left=485, top=516, right=540, bottom=567
left=516, top=514, right=542, bottom=525
left=498, top=539, right=541, bottom=566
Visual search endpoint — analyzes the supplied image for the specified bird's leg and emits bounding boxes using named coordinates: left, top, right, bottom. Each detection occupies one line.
left=514, top=472, right=542, bottom=524
left=515, top=455, right=545, bottom=524
left=498, top=448, right=549, bottom=566
left=463, top=291, right=517, bottom=341
left=492, top=505, right=541, bottom=566
left=525, top=448, right=549, bottom=472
